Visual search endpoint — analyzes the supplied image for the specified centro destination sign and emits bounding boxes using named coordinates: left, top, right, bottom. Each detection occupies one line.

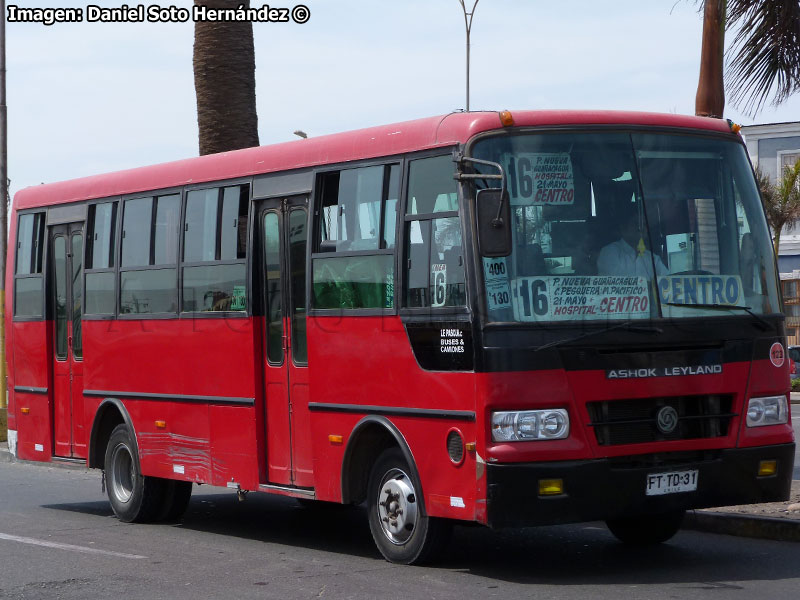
left=606, top=365, right=723, bottom=379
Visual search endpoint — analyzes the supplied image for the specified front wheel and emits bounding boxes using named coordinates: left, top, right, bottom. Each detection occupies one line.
left=606, top=510, right=685, bottom=545
left=104, top=424, right=165, bottom=523
left=366, top=447, right=451, bottom=564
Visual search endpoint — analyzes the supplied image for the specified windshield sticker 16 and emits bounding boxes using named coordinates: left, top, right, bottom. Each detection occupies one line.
left=511, top=276, right=650, bottom=322
left=483, top=257, right=512, bottom=310
left=505, top=152, right=575, bottom=206
left=657, top=275, right=742, bottom=307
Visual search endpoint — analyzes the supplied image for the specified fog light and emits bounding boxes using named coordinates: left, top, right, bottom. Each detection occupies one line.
left=538, top=479, right=564, bottom=496
left=758, top=460, right=777, bottom=477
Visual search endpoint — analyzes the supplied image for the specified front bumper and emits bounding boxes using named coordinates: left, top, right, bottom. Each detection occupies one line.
left=486, top=443, right=795, bottom=528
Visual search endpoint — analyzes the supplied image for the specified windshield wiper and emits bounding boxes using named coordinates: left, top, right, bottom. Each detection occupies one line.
left=534, top=320, right=663, bottom=352
left=664, top=302, right=770, bottom=331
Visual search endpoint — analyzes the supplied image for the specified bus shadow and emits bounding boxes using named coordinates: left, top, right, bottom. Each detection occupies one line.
left=45, top=488, right=378, bottom=559
left=166, top=490, right=378, bottom=560
left=43, top=492, right=800, bottom=586
left=41, top=500, right=115, bottom=518
left=439, top=524, right=800, bottom=586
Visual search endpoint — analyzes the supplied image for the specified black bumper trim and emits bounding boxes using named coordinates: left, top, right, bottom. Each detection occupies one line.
left=486, top=443, right=795, bottom=529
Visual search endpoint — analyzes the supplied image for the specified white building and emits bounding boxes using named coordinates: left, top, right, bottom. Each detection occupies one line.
left=741, top=121, right=800, bottom=274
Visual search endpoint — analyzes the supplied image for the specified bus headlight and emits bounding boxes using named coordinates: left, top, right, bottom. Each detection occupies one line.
left=746, top=396, right=788, bottom=427
left=491, top=409, right=570, bottom=442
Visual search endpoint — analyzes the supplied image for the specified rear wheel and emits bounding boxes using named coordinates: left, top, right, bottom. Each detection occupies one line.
left=367, top=447, right=451, bottom=564
left=606, top=510, right=685, bottom=545
left=104, top=424, right=165, bottom=523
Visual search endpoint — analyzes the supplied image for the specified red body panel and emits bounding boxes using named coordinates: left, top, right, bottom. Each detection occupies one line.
left=307, top=316, right=478, bottom=519
left=82, top=318, right=260, bottom=485
left=11, top=321, right=51, bottom=461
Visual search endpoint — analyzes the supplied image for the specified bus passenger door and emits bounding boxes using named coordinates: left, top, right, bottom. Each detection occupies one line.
left=50, top=222, right=86, bottom=459
left=260, top=197, right=313, bottom=487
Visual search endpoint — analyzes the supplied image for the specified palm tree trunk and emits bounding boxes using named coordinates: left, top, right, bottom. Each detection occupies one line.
left=193, top=0, right=259, bottom=155
left=695, top=0, right=726, bottom=118
left=773, top=226, right=783, bottom=259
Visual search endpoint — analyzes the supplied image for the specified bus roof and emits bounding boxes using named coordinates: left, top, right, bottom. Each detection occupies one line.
left=13, top=110, right=735, bottom=210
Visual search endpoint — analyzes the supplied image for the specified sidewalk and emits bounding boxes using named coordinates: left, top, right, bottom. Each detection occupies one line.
left=1, top=398, right=799, bottom=543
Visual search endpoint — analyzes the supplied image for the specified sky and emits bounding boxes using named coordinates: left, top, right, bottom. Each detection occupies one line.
left=6, top=0, right=800, bottom=200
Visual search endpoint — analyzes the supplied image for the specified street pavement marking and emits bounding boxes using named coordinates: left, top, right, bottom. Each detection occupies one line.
left=0, top=533, right=146, bottom=559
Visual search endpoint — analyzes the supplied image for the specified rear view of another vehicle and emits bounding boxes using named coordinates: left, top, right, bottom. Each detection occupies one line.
left=789, top=347, right=800, bottom=379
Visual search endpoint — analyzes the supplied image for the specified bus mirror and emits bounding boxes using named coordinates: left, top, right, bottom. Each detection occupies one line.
left=477, top=188, right=512, bottom=257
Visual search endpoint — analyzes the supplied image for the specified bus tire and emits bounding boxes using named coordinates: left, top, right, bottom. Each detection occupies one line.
left=104, top=424, right=164, bottom=523
left=606, top=510, right=685, bottom=545
left=157, top=480, right=193, bottom=522
left=366, top=447, right=451, bottom=564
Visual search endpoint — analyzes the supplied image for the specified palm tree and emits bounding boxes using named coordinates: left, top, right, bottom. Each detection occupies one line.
left=193, top=0, right=259, bottom=155
left=695, top=0, right=800, bottom=118
left=758, top=161, right=800, bottom=257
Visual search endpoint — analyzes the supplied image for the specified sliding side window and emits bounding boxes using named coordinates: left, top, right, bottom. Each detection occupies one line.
left=182, top=184, right=249, bottom=312
left=405, top=155, right=466, bottom=308
left=119, top=194, right=180, bottom=314
left=313, top=164, right=399, bottom=309
left=14, top=212, right=45, bottom=317
left=85, top=201, right=118, bottom=315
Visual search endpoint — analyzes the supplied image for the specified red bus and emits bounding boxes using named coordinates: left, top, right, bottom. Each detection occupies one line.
left=6, top=110, right=795, bottom=563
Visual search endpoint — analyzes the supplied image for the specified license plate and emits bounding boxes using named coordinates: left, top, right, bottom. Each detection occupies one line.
left=645, top=469, right=698, bottom=496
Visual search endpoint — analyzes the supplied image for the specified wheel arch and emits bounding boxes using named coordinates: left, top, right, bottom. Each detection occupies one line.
left=88, top=398, right=137, bottom=469
left=341, top=415, right=425, bottom=512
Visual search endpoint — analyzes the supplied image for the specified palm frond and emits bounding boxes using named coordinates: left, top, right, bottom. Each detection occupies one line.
left=725, top=0, right=800, bottom=116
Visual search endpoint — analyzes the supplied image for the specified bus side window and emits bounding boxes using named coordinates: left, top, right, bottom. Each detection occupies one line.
left=14, top=212, right=46, bottom=318
left=182, top=185, right=249, bottom=313
left=312, top=164, right=399, bottom=310
left=119, top=194, right=180, bottom=315
left=85, top=202, right=118, bottom=315
left=405, top=155, right=465, bottom=309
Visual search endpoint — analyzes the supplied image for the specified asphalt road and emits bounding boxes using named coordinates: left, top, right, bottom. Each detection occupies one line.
left=2, top=460, right=800, bottom=600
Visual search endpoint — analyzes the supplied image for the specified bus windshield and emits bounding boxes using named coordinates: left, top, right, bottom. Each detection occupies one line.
left=471, top=131, right=779, bottom=324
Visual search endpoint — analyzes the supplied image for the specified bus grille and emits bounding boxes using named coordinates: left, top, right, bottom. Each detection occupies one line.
left=586, top=395, right=735, bottom=446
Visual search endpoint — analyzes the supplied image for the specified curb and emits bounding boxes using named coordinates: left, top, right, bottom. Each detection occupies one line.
left=684, top=510, right=800, bottom=542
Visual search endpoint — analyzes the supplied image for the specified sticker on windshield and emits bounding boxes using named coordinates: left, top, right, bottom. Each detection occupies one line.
left=657, top=275, right=742, bottom=310
left=483, top=257, right=512, bottom=310
left=505, top=152, right=574, bottom=206
left=230, top=285, right=246, bottom=311
left=511, top=276, right=649, bottom=322
left=431, top=263, right=447, bottom=307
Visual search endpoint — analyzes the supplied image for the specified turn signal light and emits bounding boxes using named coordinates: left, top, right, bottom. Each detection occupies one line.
left=538, top=479, right=564, bottom=496
left=328, top=434, right=343, bottom=445
left=758, top=460, right=777, bottom=477
left=20, top=407, right=30, bottom=414
left=499, top=110, right=514, bottom=127
left=155, top=420, right=166, bottom=429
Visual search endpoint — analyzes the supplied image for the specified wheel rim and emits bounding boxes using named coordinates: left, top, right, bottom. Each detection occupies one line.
left=110, top=442, right=135, bottom=504
left=376, top=467, right=418, bottom=545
